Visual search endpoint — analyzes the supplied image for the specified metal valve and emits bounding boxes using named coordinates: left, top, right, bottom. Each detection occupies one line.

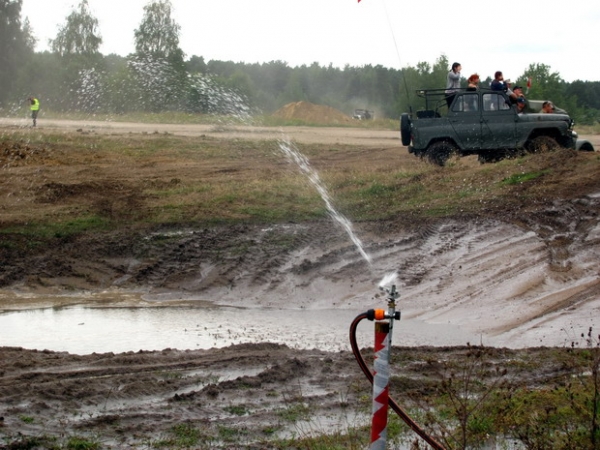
left=379, top=284, right=399, bottom=302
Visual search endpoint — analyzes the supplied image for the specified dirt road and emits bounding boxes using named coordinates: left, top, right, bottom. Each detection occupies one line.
left=0, top=117, right=403, bottom=147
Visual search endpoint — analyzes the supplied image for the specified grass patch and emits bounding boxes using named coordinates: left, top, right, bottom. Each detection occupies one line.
left=501, top=169, right=550, bottom=185
left=272, top=428, right=370, bottom=450
left=66, top=436, right=101, bottom=450
left=2, top=129, right=600, bottom=241
left=277, top=403, right=311, bottom=422
left=152, top=423, right=207, bottom=448
left=223, top=404, right=249, bottom=416
left=1, top=216, right=112, bottom=239
left=218, top=425, right=249, bottom=442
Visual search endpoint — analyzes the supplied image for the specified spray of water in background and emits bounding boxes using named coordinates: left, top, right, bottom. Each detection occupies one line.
left=187, top=73, right=253, bottom=121
left=1, top=57, right=255, bottom=123
left=125, top=57, right=254, bottom=121
left=278, top=137, right=372, bottom=265
left=6, top=55, right=380, bottom=274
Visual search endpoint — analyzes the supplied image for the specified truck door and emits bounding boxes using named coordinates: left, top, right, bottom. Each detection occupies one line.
left=480, top=93, right=517, bottom=149
left=447, top=93, right=481, bottom=150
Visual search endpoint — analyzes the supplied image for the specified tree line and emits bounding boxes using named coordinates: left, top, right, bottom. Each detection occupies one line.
left=2, top=0, right=599, bottom=124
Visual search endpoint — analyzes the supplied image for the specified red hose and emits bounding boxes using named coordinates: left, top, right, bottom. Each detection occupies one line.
left=350, top=312, right=446, bottom=450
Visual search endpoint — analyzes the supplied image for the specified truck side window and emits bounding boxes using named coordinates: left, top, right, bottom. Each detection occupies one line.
left=483, top=93, right=510, bottom=112
left=452, top=94, right=478, bottom=112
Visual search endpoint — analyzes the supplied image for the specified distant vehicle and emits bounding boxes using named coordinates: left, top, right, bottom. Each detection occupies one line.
left=399, top=88, right=595, bottom=166
left=353, top=109, right=374, bottom=120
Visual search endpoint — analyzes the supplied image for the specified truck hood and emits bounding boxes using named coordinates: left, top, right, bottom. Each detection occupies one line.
left=518, top=113, right=571, bottom=124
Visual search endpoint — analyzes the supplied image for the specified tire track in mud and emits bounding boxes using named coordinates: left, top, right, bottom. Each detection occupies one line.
left=394, top=223, right=544, bottom=305
left=477, top=192, right=600, bottom=340
left=371, top=221, right=534, bottom=295
left=401, top=194, right=600, bottom=344
left=126, top=223, right=358, bottom=295
left=130, top=226, right=272, bottom=291
left=515, top=193, right=600, bottom=273
left=1, top=341, right=587, bottom=448
left=0, top=344, right=364, bottom=448
left=490, top=279, right=600, bottom=337
left=0, top=345, right=296, bottom=405
left=384, top=223, right=446, bottom=287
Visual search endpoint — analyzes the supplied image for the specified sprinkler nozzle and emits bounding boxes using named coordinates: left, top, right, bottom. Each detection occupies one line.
left=379, top=284, right=400, bottom=301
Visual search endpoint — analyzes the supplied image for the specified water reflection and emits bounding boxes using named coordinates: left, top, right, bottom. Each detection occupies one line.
left=0, top=305, right=368, bottom=354
left=0, top=303, right=479, bottom=355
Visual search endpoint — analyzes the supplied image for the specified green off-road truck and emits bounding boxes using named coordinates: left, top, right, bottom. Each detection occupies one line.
left=400, top=88, right=595, bottom=166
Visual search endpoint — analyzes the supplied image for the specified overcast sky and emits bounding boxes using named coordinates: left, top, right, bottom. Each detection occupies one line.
left=20, top=0, right=599, bottom=83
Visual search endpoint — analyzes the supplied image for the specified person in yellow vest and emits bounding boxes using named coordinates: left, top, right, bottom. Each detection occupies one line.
left=28, top=96, right=40, bottom=127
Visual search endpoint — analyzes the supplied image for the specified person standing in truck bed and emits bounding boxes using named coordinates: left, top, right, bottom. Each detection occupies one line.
left=445, top=62, right=462, bottom=107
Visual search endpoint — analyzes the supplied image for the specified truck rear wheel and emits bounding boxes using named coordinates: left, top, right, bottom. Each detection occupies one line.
left=526, top=136, right=560, bottom=153
left=400, top=113, right=411, bottom=146
left=425, top=141, right=457, bottom=166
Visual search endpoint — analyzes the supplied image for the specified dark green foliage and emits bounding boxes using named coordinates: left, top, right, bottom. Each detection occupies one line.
left=50, top=0, right=102, bottom=57
left=1, top=1, right=600, bottom=121
left=0, top=0, right=35, bottom=105
left=134, top=0, right=183, bottom=61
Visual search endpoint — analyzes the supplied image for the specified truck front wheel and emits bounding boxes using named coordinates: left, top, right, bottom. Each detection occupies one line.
left=526, top=136, right=560, bottom=153
left=425, top=141, right=457, bottom=166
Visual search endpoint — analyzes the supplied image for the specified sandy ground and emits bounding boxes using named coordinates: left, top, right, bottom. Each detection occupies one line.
left=1, top=115, right=597, bottom=147
left=0, top=117, right=403, bottom=147
left=1, top=119, right=599, bottom=448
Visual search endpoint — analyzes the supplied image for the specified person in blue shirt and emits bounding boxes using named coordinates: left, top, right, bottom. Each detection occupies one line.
left=515, top=97, right=527, bottom=114
left=490, top=71, right=510, bottom=91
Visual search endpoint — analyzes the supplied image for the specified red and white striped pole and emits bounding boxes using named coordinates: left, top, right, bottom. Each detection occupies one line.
left=370, top=320, right=391, bottom=450
left=351, top=284, right=444, bottom=449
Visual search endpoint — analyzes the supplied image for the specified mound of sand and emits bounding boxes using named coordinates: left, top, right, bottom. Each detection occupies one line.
left=272, top=101, right=352, bottom=125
